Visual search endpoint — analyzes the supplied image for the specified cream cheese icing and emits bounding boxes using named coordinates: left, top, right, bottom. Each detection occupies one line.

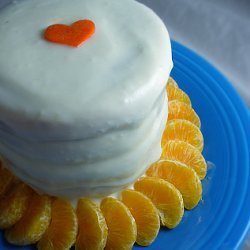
left=0, top=0, right=172, bottom=198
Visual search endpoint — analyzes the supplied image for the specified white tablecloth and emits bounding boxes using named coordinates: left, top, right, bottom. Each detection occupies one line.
left=139, top=0, right=250, bottom=108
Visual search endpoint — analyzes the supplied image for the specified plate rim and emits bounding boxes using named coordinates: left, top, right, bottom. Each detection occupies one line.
left=0, top=40, right=249, bottom=250
left=171, top=40, right=250, bottom=249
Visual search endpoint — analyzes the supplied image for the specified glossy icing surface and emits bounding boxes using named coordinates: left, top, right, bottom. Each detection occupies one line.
left=0, top=0, right=172, bottom=198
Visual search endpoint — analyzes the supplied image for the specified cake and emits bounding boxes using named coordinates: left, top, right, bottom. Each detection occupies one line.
left=0, top=0, right=172, bottom=199
left=0, top=0, right=207, bottom=249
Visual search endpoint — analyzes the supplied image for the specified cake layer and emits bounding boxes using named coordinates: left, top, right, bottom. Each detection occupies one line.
left=0, top=0, right=172, bottom=198
left=0, top=92, right=166, bottom=165
left=0, top=0, right=172, bottom=139
left=1, top=93, right=168, bottom=198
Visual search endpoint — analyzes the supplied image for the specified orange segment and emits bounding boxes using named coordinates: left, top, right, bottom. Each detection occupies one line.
left=134, top=177, right=184, bottom=229
left=37, top=198, right=77, bottom=250
left=0, top=162, right=16, bottom=196
left=167, top=77, right=178, bottom=88
left=167, top=83, right=191, bottom=105
left=100, top=197, right=136, bottom=250
left=0, top=183, right=32, bottom=229
left=121, top=189, right=160, bottom=246
left=168, top=100, right=201, bottom=128
left=162, top=119, right=204, bottom=151
left=5, top=193, right=51, bottom=245
left=162, top=140, right=207, bottom=180
left=76, top=198, right=107, bottom=250
left=147, top=160, right=202, bottom=210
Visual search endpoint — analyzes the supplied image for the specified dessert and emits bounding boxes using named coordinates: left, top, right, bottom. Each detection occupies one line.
left=0, top=79, right=207, bottom=249
left=0, top=0, right=207, bottom=249
left=0, top=0, right=171, bottom=199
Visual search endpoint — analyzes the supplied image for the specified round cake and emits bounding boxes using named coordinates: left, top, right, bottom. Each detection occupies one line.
left=0, top=0, right=172, bottom=198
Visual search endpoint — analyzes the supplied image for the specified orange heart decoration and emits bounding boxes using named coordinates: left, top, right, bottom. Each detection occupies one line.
left=44, top=20, right=95, bottom=47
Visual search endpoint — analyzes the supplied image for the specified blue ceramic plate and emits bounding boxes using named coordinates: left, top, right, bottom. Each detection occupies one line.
left=1, top=41, right=249, bottom=250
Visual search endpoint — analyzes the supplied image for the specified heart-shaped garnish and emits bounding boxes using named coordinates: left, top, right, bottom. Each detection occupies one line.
left=44, top=20, right=95, bottom=47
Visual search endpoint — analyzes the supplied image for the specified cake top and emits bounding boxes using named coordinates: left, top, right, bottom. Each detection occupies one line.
left=0, top=0, right=172, bottom=139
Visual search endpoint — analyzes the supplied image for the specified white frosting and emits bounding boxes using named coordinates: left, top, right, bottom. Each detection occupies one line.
left=0, top=0, right=172, bottom=198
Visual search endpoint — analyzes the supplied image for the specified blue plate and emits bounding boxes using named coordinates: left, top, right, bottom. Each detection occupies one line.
left=1, top=41, right=249, bottom=250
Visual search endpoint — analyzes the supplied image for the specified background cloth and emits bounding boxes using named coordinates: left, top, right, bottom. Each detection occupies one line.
left=138, top=0, right=250, bottom=248
left=139, top=0, right=250, bottom=107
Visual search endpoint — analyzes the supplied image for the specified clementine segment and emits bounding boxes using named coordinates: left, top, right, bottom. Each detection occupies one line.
left=5, top=193, right=51, bottom=245
left=167, top=77, right=178, bottom=88
left=121, top=189, right=160, bottom=246
left=147, top=160, right=202, bottom=210
left=161, top=140, right=207, bottom=180
left=76, top=198, right=107, bottom=250
left=37, top=198, right=77, bottom=250
left=100, top=197, right=136, bottom=250
left=134, top=177, right=184, bottom=229
left=162, top=119, right=204, bottom=151
left=0, top=162, right=16, bottom=196
left=168, top=100, right=201, bottom=128
left=167, top=83, right=191, bottom=105
left=0, top=183, right=32, bottom=229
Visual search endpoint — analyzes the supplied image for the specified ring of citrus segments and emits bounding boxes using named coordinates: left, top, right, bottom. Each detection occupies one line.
left=167, top=80, right=191, bottom=105
left=5, top=193, right=51, bottom=245
left=134, top=177, right=184, bottom=229
left=161, top=140, right=207, bottom=180
left=121, top=189, right=160, bottom=246
left=76, top=198, right=108, bottom=250
left=146, top=160, right=202, bottom=210
left=100, top=197, right=137, bottom=250
left=0, top=77, right=207, bottom=249
left=37, top=198, right=77, bottom=250
left=0, top=163, right=17, bottom=196
left=162, top=119, right=204, bottom=151
left=0, top=183, right=32, bottom=229
left=168, top=100, right=201, bottom=128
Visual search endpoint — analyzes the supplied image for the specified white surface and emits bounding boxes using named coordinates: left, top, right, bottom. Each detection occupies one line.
left=139, top=0, right=250, bottom=107
left=0, top=0, right=172, bottom=198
